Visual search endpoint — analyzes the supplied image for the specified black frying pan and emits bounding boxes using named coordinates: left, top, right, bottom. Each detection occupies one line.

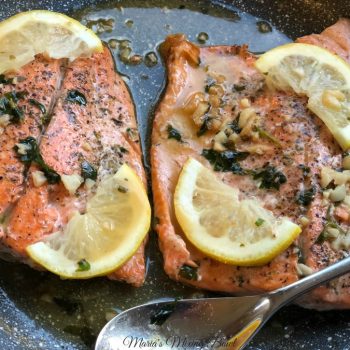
left=1, top=1, right=350, bottom=349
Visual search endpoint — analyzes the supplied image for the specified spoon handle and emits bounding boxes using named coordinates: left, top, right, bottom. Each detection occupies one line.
left=271, top=255, right=350, bottom=308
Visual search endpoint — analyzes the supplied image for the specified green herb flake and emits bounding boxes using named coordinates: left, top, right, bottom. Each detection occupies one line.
left=296, top=186, right=316, bottom=206
left=298, top=164, right=311, bottom=176
left=179, top=265, right=198, bottom=281
left=316, top=205, right=347, bottom=245
left=67, top=90, right=87, bottom=106
left=0, top=75, right=14, bottom=85
left=204, top=77, right=216, bottom=93
left=255, top=218, right=265, bottom=227
left=197, top=116, right=212, bottom=137
left=0, top=91, right=27, bottom=123
left=253, top=164, right=287, bottom=190
left=202, top=148, right=249, bottom=174
left=167, top=124, right=182, bottom=142
left=295, top=247, right=304, bottom=263
left=81, top=161, right=97, bottom=181
left=238, top=275, right=244, bottom=287
left=233, top=84, right=245, bottom=92
left=256, top=127, right=281, bottom=147
left=126, top=127, right=139, bottom=142
left=14, top=136, right=60, bottom=184
left=315, top=231, right=328, bottom=244
left=76, top=258, right=91, bottom=272
left=29, top=99, right=46, bottom=114
left=117, top=185, right=128, bottom=193
left=227, top=117, right=242, bottom=134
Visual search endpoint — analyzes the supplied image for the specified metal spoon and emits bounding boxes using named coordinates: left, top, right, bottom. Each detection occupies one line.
left=96, top=256, right=350, bottom=350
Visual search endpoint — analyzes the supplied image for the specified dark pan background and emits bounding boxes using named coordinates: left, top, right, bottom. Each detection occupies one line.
left=1, top=1, right=350, bottom=349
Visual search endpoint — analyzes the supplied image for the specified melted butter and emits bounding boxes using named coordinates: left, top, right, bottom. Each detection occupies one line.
left=0, top=2, right=292, bottom=349
left=176, top=62, right=207, bottom=108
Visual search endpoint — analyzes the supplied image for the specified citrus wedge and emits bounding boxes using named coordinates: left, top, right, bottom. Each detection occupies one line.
left=0, top=10, right=103, bottom=74
left=255, top=43, right=350, bottom=150
left=26, top=164, right=151, bottom=279
left=174, top=158, right=301, bottom=266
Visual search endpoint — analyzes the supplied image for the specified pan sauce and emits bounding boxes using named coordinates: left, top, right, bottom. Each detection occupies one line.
left=4, top=1, right=340, bottom=349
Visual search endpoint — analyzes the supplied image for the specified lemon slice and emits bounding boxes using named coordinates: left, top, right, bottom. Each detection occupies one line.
left=174, top=158, right=301, bottom=266
left=0, top=10, right=103, bottom=73
left=255, top=43, right=350, bottom=150
left=26, top=164, right=151, bottom=279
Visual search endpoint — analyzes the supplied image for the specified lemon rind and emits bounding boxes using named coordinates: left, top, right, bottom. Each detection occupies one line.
left=174, top=158, right=302, bottom=267
left=255, top=43, right=350, bottom=88
left=0, top=10, right=103, bottom=53
left=26, top=165, right=151, bottom=279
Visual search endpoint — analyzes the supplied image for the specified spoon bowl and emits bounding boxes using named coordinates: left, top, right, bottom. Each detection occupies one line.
left=96, top=256, right=350, bottom=350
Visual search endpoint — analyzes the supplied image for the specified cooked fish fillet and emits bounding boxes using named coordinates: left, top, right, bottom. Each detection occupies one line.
left=0, top=47, right=147, bottom=286
left=151, top=26, right=347, bottom=305
left=0, top=56, right=65, bottom=241
left=295, top=18, right=350, bottom=309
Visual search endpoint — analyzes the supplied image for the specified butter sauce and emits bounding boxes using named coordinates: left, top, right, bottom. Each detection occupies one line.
left=0, top=2, right=290, bottom=349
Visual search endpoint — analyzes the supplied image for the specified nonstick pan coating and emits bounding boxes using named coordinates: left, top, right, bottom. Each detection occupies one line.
left=1, top=1, right=350, bottom=349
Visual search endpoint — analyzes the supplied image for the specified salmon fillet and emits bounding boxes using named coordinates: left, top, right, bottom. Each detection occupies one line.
left=294, top=19, right=350, bottom=309
left=0, top=56, right=65, bottom=241
left=151, top=29, right=347, bottom=304
left=0, top=47, right=147, bottom=286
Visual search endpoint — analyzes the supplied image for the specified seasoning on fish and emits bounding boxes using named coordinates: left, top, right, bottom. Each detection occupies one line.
left=151, top=28, right=348, bottom=305
left=1, top=47, right=148, bottom=286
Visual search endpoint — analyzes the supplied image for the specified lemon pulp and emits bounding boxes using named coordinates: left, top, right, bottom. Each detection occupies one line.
left=174, top=158, right=301, bottom=266
left=0, top=10, right=103, bottom=73
left=255, top=43, right=350, bottom=150
left=27, top=164, right=151, bottom=279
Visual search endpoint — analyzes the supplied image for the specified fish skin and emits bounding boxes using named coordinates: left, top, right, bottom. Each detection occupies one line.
left=151, top=31, right=346, bottom=302
left=1, top=47, right=147, bottom=286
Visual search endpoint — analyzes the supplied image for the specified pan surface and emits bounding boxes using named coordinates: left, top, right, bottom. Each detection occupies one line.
left=1, top=1, right=350, bottom=349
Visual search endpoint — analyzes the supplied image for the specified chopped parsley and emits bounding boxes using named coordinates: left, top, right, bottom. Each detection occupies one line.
left=29, top=99, right=49, bottom=124
left=226, top=117, right=242, bottom=134
left=76, top=258, right=91, bottom=272
left=117, top=185, right=128, bottom=193
left=315, top=230, right=328, bottom=244
left=0, top=75, right=14, bottom=85
left=253, top=164, right=287, bottom=190
left=255, top=218, right=265, bottom=227
left=81, top=161, right=97, bottom=181
left=179, top=265, right=198, bottom=281
left=167, top=124, right=182, bottom=142
left=316, top=205, right=347, bottom=244
left=0, top=91, right=27, bottom=123
left=197, top=116, right=212, bottom=137
left=296, top=186, right=316, bottom=206
left=126, top=127, right=139, bottom=142
left=202, top=149, right=249, bottom=174
left=14, top=136, right=60, bottom=184
left=204, top=77, right=216, bottom=93
left=66, top=90, right=87, bottom=106
left=233, top=84, right=245, bottom=92
left=29, top=99, right=46, bottom=114
left=256, top=127, right=281, bottom=147
left=298, top=164, right=311, bottom=176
